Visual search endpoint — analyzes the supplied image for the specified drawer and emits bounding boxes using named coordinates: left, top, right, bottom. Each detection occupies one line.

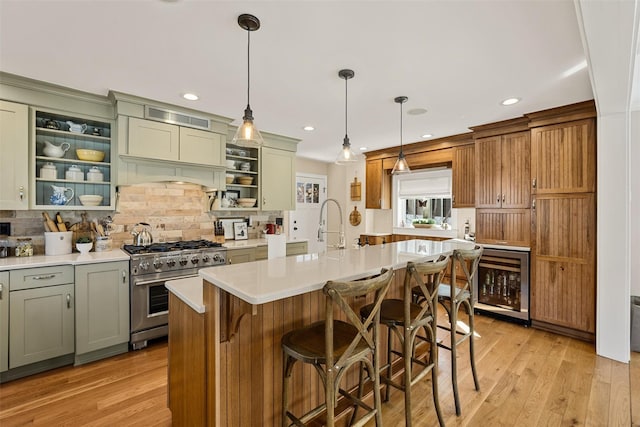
left=9, top=265, right=74, bottom=291
left=255, top=246, right=268, bottom=260
left=286, top=242, right=308, bottom=256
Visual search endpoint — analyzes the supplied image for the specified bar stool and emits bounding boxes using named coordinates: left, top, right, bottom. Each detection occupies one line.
left=415, top=246, right=482, bottom=416
left=281, top=268, right=394, bottom=427
left=359, top=256, right=449, bottom=427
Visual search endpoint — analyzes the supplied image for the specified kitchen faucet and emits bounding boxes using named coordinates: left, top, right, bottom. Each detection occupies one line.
left=317, top=198, right=346, bottom=249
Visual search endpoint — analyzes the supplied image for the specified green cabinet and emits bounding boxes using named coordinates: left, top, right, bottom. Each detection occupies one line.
left=128, top=117, right=224, bottom=167
left=0, top=100, right=29, bottom=210
left=0, top=272, right=8, bottom=373
left=75, top=261, right=129, bottom=362
left=9, top=266, right=75, bottom=369
left=286, top=241, right=308, bottom=256
left=227, top=248, right=256, bottom=265
left=261, top=146, right=296, bottom=211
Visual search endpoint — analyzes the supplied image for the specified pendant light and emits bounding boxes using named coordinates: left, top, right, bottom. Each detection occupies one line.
left=391, top=96, right=411, bottom=174
left=335, top=69, right=360, bottom=164
left=232, top=14, right=264, bottom=147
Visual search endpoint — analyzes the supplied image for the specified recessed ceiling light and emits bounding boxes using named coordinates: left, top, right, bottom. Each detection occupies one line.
left=359, top=147, right=367, bottom=151
left=501, top=97, right=520, bottom=106
left=421, top=134, right=433, bottom=139
left=183, top=93, right=199, bottom=101
left=407, top=108, right=428, bottom=116
left=303, top=125, right=315, bottom=131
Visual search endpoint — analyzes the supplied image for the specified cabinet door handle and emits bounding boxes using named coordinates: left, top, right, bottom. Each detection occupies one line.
left=502, top=194, right=505, bottom=203
left=532, top=199, right=536, bottom=210
left=66, top=294, right=71, bottom=309
left=532, top=178, right=537, bottom=189
left=33, top=274, right=56, bottom=280
left=452, top=194, right=456, bottom=205
left=122, top=270, right=127, bottom=284
left=263, top=197, right=266, bottom=206
left=496, top=194, right=500, bottom=203
left=0, top=283, right=3, bottom=300
left=19, top=185, right=25, bottom=201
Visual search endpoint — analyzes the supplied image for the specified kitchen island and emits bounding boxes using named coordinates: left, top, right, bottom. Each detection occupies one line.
left=167, top=239, right=473, bottom=426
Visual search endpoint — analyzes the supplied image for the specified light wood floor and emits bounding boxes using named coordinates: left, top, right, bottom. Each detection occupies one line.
left=0, top=313, right=637, bottom=427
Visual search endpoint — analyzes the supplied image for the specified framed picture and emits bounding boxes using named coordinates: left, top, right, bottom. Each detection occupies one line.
left=233, top=221, right=248, bottom=240
left=225, top=190, right=240, bottom=207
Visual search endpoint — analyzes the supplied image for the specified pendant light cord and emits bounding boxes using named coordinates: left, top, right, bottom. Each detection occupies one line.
left=344, top=75, right=348, bottom=138
left=246, top=30, right=251, bottom=106
left=399, top=100, right=403, bottom=154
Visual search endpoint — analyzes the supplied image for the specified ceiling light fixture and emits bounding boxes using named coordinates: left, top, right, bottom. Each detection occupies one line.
left=303, top=125, right=315, bottom=131
left=232, top=13, right=263, bottom=147
left=422, top=133, right=433, bottom=139
left=183, top=93, right=199, bottom=101
left=391, top=96, right=410, bottom=175
left=335, top=69, right=359, bottom=164
left=501, top=97, right=521, bottom=106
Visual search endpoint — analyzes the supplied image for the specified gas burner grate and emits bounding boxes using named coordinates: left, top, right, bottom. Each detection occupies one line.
left=124, top=240, right=222, bottom=255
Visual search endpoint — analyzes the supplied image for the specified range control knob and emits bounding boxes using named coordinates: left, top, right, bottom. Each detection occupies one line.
left=139, top=261, right=150, bottom=271
left=179, top=258, right=188, bottom=266
left=167, top=259, right=176, bottom=267
left=191, top=257, right=200, bottom=265
left=202, top=255, right=211, bottom=263
left=213, top=254, right=221, bottom=262
left=153, top=258, right=163, bottom=269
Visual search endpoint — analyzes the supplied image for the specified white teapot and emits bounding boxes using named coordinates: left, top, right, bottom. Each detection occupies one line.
left=43, top=140, right=70, bottom=158
left=66, top=121, right=87, bottom=134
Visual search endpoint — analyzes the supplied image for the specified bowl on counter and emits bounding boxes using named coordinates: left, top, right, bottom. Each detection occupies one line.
left=79, top=194, right=103, bottom=206
left=76, top=149, right=105, bottom=162
left=237, top=198, right=256, bottom=208
left=236, top=176, right=253, bottom=185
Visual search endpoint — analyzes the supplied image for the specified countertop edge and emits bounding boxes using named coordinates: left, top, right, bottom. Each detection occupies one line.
left=166, top=276, right=205, bottom=314
left=0, top=249, right=130, bottom=270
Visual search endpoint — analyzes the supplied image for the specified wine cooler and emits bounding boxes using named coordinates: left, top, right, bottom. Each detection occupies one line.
left=473, top=248, right=530, bottom=323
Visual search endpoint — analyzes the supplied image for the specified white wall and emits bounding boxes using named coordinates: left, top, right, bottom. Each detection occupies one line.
left=326, top=160, right=366, bottom=248
left=632, top=110, right=640, bottom=297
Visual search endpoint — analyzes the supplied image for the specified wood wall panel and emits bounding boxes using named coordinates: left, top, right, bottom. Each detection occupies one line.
left=475, top=210, right=503, bottom=243
left=475, top=136, right=502, bottom=208
left=502, top=209, right=531, bottom=247
left=168, top=293, right=206, bottom=426
left=530, top=260, right=595, bottom=333
left=531, top=119, right=595, bottom=194
left=209, top=269, right=409, bottom=426
left=531, top=193, right=595, bottom=336
left=501, top=131, right=530, bottom=208
left=452, top=144, right=476, bottom=207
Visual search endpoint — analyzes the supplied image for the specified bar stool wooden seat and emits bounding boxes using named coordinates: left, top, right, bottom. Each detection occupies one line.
left=359, top=256, right=449, bottom=427
left=414, top=245, right=483, bottom=416
left=281, top=268, right=394, bottom=427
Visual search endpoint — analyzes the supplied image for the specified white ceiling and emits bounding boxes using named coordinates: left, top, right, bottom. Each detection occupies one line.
left=0, top=0, right=593, bottom=162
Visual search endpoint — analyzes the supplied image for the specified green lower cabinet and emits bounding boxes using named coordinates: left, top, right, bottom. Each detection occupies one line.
left=74, top=261, right=129, bottom=364
left=9, top=283, right=75, bottom=369
left=0, top=272, right=8, bottom=373
left=227, top=248, right=256, bottom=265
left=286, top=241, right=308, bottom=256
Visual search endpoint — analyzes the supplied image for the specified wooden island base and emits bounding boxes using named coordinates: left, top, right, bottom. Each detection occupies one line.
left=168, top=271, right=410, bottom=426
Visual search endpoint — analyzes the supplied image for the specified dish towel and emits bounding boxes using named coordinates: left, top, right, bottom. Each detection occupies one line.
left=267, top=234, right=287, bottom=259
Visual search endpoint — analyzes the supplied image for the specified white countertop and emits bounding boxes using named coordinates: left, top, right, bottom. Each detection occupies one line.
left=165, top=276, right=204, bottom=313
left=0, top=249, right=130, bottom=270
left=223, top=237, right=307, bottom=249
left=199, top=239, right=475, bottom=305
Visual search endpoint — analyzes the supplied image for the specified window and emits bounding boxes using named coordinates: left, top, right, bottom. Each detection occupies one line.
left=392, top=168, right=452, bottom=227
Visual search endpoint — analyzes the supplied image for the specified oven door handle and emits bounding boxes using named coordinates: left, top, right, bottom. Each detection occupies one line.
left=132, top=275, right=199, bottom=287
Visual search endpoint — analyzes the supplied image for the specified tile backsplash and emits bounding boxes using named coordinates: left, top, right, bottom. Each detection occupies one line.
left=0, top=183, right=281, bottom=255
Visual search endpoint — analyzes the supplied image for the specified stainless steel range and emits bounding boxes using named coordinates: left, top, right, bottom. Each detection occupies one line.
left=124, top=240, right=226, bottom=350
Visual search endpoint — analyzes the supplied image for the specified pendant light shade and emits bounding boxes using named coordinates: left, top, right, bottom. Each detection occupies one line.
left=232, top=14, right=264, bottom=147
left=335, top=69, right=360, bottom=164
left=391, top=96, right=411, bottom=175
